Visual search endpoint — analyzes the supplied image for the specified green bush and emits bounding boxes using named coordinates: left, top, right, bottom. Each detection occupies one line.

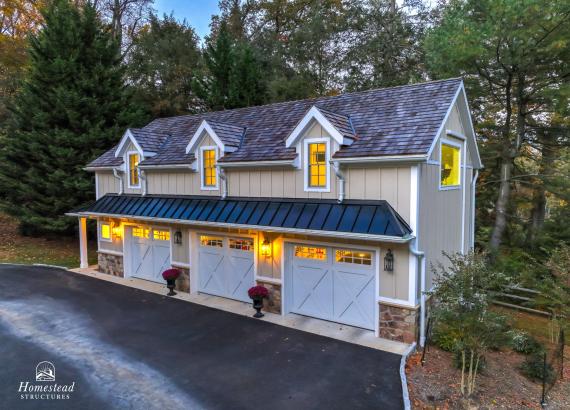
left=507, top=330, right=544, bottom=355
left=453, top=349, right=487, bottom=371
left=520, top=353, right=555, bottom=383
left=432, top=326, right=461, bottom=351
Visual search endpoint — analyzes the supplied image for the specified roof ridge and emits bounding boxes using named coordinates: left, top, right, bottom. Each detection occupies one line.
left=148, top=77, right=463, bottom=124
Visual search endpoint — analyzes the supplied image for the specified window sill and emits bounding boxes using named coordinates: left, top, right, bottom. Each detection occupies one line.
left=439, top=185, right=461, bottom=191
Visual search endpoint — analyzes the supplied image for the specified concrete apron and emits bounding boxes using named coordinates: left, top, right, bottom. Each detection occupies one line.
left=69, top=266, right=410, bottom=355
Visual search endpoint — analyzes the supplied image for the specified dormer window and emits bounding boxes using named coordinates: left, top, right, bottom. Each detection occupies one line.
left=127, top=152, right=140, bottom=188
left=201, top=147, right=218, bottom=189
left=304, top=138, right=330, bottom=192
left=440, top=141, right=461, bottom=189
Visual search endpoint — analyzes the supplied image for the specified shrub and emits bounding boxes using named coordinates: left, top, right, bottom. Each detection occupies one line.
left=433, top=326, right=461, bottom=351
left=520, top=353, right=555, bottom=383
left=507, top=330, right=543, bottom=355
left=453, top=349, right=486, bottom=371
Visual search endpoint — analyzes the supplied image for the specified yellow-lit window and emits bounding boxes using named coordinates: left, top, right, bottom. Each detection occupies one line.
left=132, top=227, right=149, bottom=238
left=336, top=249, right=372, bottom=265
left=440, top=143, right=460, bottom=187
left=202, top=149, right=217, bottom=187
left=229, top=238, right=253, bottom=251
left=308, top=143, right=326, bottom=187
left=100, top=223, right=111, bottom=241
left=294, top=246, right=327, bottom=260
left=128, top=153, right=140, bottom=187
left=200, top=235, right=223, bottom=247
left=153, top=230, right=170, bottom=241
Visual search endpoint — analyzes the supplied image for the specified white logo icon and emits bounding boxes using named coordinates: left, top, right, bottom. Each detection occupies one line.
left=35, top=361, right=55, bottom=382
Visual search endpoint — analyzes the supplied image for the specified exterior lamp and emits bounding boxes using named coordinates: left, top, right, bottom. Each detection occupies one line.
left=112, top=225, right=122, bottom=238
left=261, top=240, right=271, bottom=257
left=173, top=230, right=183, bottom=245
left=384, top=249, right=394, bottom=272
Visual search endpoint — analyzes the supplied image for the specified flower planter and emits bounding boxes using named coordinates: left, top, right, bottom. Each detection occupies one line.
left=166, top=278, right=177, bottom=296
left=248, top=285, right=269, bottom=318
left=252, top=296, right=264, bottom=318
left=162, top=268, right=181, bottom=296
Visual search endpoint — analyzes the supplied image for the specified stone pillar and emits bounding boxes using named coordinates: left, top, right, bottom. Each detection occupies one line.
left=79, top=217, right=88, bottom=269
left=379, top=302, right=419, bottom=344
left=97, top=252, right=124, bottom=277
left=175, top=267, right=190, bottom=292
left=256, top=280, right=282, bottom=314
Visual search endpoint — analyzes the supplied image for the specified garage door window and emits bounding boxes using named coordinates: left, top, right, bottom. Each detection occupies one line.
left=335, top=249, right=372, bottom=265
left=200, top=236, right=223, bottom=247
left=294, top=246, right=327, bottom=260
left=229, top=238, right=253, bottom=251
left=153, top=230, right=170, bottom=241
left=133, top=227, right=149, bottom=238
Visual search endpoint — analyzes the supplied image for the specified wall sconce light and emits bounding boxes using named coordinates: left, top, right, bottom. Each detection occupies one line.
left=173, top=230, right=183, bottom=245
left=384, top=249, right=394, bottom=272
left=112, top=225, right=122, bottom=238
left=261, top=239, right=271, bottom=257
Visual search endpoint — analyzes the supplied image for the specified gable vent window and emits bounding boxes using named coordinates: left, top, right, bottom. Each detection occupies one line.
left=440, top=143, right=461, bottom=187
left=128, top=153, right=140, bottom=187
left=308, top=143, right=327, bottom=187
left=202, top=148, right=217, bottom=188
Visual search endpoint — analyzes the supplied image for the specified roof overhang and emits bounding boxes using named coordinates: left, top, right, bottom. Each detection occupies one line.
left=285, top=106, right=354, bottom=148
left=115, top=129, right=156, bottom=158
left=218, top=159, right=296, bottom=168
left=139, top=163, right=195, bottom=170
left=84, top=166, right=119, bottom=172
left=185, top=120, right=237, bottom=155
left=331, top=154, right=427, bottom=164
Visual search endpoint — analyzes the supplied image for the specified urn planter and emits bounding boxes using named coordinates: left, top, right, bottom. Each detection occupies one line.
left=248, top=285, right=269, bottom=318
left=162, top=268, right=181, bottom=297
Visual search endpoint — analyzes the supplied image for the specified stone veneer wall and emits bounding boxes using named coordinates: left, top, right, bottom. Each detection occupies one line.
left=379, top=302, right=419, bottom=344
left=97, top=252, right=124, bottom=277
left=256, top=280, right=281, bottom=314
left=175, top=267, right=190, bottom=292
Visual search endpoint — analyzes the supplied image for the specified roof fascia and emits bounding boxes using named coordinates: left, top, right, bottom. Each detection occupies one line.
left=218, top=159, right=296, bottom=168
left=115, top=129, right=144, bottom=158
left=332, top=154, right=427, bottom=164
left=186, top=120, right=237, bottom=155
left=285, top=106, right=352, bottom=148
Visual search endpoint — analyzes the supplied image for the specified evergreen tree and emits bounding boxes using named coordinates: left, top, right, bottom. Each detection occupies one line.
left=228, top=43, right=266, bottom=108
left=0, top=0, right=144, bottom=235
left=127, top=13, right=202, bottom=117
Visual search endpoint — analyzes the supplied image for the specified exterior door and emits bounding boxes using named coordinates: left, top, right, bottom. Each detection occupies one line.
left=287, top=243, right=376, bottom=330
left=198, top=235, right=254, bottom=302
left=128, top=226, right=171, bottom=283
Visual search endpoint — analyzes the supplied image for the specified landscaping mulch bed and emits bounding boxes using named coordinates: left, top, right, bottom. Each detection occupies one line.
left=407, top=345, right=569, bottom=409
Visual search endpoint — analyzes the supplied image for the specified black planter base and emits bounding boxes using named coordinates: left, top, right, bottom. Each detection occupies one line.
left=166, top=279, right=177, bottom=296
left=252, top=297, right=264, bottom=318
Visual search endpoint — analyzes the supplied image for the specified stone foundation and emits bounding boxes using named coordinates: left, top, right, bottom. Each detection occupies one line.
left=97, top=252, right=124, bottom=277
left=379, top=303, right=419, bottom=344
left=256, top=280, right=281, bottom=314
left=175, top=267, right=190, bottom=292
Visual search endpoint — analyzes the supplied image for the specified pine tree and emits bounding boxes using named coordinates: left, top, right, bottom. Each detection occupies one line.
left=0, top=0, right=144, bottom=235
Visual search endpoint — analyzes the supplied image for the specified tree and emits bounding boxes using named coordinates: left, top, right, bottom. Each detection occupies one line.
left=424, top=0, right=570, bottom=253
left=429, top=252, right=511, bottom=397
left=127, top=13, right=202, bottom=117
left=0, top=0, right=144, bottom=235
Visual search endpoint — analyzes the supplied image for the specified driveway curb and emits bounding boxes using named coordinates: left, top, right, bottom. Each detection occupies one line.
left=400, top=342, right=416, bottom=410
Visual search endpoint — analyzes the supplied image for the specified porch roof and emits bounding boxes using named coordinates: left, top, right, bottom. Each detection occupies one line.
left=70, top=194, right=413, bottom=242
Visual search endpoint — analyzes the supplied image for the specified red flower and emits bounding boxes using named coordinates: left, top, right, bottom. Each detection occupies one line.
left=162, top=268, right=181, bottom=281
left=248, top=285, right=269, bottom=299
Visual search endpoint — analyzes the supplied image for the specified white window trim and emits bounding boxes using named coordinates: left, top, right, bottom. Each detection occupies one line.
left=439, top=139, right=462, bottom=191
left=126, top=150, right=142, bottom=189
left=303, top=137, right=331, bottom=193
left=99, top=221, right=112, bottom=243
left=200, top=146, right=219, bottom=191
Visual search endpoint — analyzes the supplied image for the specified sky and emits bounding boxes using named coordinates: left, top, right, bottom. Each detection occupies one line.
left=154, top=0, right=220, bottom=40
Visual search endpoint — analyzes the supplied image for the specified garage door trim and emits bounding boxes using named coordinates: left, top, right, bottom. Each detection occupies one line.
left=282, top=238, right=380, bottom=335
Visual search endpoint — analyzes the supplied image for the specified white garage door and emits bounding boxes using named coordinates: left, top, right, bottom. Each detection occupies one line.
left=286, top=243, right=376, bottom=330
left=127, top=226, right=171, bottom=283
left=198, top=235, right=254, bottom=303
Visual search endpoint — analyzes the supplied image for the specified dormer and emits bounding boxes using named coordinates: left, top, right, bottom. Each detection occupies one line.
left=185, top=120, right=246, bottom=190
left=115, top=128, right=167, bottom=189
left=285, top=106, right=357, bottom=192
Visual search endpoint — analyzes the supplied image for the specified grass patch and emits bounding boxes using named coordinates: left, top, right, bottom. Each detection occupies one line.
left=0, top=213, right=97, bottom=268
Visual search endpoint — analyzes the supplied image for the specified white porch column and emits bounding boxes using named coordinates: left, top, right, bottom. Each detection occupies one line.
left=79, top=217, right=88, bottom=269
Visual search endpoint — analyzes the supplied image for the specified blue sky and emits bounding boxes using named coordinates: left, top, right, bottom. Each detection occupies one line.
left=154, top=0, right=220, bottom=40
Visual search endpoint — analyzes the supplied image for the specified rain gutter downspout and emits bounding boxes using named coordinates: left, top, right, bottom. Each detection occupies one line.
left=140, top=169, right=147, bottom=196
left=112, top=167, right=123, bottom=195
left=409, top=238, right=426, bottom=346
left=471, top=170, right=479, bottom=249
left=332, top=161, right=345, bottom=203
left=218, top=165, right=228, bottom=200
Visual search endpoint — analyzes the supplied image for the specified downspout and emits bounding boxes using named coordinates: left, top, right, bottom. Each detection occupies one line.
left=113, top=167, right=123, bottom=195
left=409, top=239, right=426, bottom=346
left=331, top=161, right=345, bottom=203
left=218, top=165, right=228, bottom=200
left=471, top=170, right=479, bottom=249
left=140, top=169, right=147, bottom=196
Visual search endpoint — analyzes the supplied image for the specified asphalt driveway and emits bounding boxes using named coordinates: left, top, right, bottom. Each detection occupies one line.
left=0, top=264, right=404, bottom=410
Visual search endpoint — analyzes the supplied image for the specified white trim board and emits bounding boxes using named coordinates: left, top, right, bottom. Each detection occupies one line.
left=285, top=106, right=354, bottom=148
left=186, top=120, right=238, bottom=155
left=303, top=137, right=331, bottom=193
left=199, top=146, right=219, bottom=191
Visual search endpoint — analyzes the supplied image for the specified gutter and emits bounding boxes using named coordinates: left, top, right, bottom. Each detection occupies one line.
left=409, top=238, right=426, bottom=346
left=218, top=159, right=296, bottom=168
left=139, top=164, right=195, bottom=170
left=331, top=161, right=345, bottom=203
left=140, top=169, right=148, bottom=196
left=65, top=211, right=413, bottom=244
left=332, top=154, right=427, bottom=164
left=112, top=168, right=124, bottom=195
left=471, top=170, right=479, bottom=249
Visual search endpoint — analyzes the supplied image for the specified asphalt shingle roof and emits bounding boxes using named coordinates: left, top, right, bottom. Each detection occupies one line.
left=207, top=121, right=245, bottom=148
left=87, top=78, right=462, bottom=168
